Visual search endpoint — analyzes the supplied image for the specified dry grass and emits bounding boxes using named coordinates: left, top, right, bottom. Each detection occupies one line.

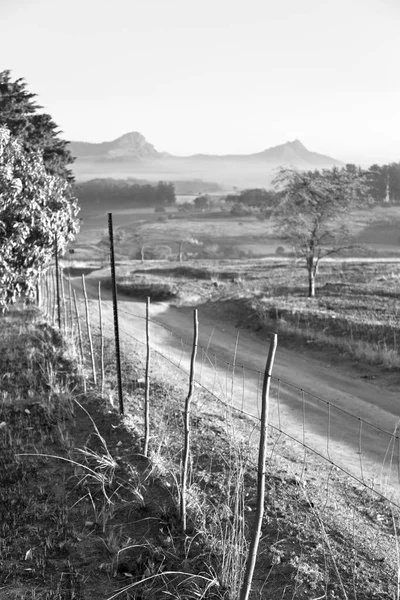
left=2, top=302, right=400, bottom=599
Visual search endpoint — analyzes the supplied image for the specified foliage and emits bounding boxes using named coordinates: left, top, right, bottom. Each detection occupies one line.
left=225, top=188, right=279, bottom=208
left=0, top=127, right=79, bottom=308
left=194, top=194, right=211, bottom=210
left=75, top=178, right=176, bottom=212
left=0, top=70, right=75, bottom=182
left=366, top=162, right=400, bottom=204
left=273, top=166, right=370, bottom=297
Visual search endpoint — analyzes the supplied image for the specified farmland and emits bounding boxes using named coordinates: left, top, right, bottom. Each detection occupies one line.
left=74, top=203, right=400, bottom=262
left=68, top=200, right=400, bottom=373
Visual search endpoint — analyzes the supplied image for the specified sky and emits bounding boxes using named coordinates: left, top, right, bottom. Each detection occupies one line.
left=1, top=0, right=400, bottom=166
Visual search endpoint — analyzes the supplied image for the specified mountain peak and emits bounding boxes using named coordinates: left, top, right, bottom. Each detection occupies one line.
left=287, top=139, right=306, bottom=150
left=69, top=131, right=160, bottom=160
left=112, top=131, right=147, bottom=146
left=107, top=131, right=159, bottom=157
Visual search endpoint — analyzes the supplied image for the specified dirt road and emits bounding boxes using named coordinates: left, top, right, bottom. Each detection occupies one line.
left=75, top=273, right=400, bottom=501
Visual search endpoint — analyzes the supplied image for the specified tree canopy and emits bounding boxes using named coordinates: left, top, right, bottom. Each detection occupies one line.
left=273, top=166, right=370, bottom=297
left=0, top=126, right=79, bottom=308
left=75, top=179, right=176, bottom=215
left=0, top=70, right=75, bottom=181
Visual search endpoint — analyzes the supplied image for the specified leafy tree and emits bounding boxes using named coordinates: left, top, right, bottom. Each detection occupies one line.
left=0, top=127, right=79, bottom=308
left=367, top=164, right=387, bottom=203
left=0, top=70, right=75, bottom=181
left=387, top=163, right=400, bottom=203
left=155, top=181, right=175, bottom=206
left=194, top=194, right=211, bottom=211
left=365, top=162, right=400, bottom=204
left=273, top=166, right=370, bottom=297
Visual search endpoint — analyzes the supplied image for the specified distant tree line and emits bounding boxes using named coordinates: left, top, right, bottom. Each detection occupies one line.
left=224, top=188, right=279, bottom=208
left=364, top=162, right=400, bottom=204
left=75, top=179, right=176, bottom=212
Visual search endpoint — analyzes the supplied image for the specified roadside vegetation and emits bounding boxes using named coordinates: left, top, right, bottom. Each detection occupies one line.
left=1, top=303, right=400, bottom=599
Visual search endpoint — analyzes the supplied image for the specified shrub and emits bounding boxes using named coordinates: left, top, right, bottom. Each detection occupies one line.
left=154, top=206, right=166, bottom=213
left=0, top=126, right=79, bottom=308
left=276, top=246, right=286, bottom=256
left=230, top=203, right=252, bottom=216
left=145, top=245, right=172, bottom=260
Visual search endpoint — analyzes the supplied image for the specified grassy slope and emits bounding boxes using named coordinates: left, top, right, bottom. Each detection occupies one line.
left=1, top=305, right=399, bottom=599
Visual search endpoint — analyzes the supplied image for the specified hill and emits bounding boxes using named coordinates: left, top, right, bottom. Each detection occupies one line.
left=69, top=133, right=343, bottom=187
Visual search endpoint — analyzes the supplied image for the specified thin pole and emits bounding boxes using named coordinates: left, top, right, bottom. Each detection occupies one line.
left=98, top=281, right=105, bottom=397
left=108, top=212, right=124, bottom=415
left=240, top=333, right=278, bottom=600
left=181, top=308, right=199, bottom=532
left=68, top=274, right=73, bottom=340
left=55, top=234, right=61, bottom=329
left=44, top=271, right=49, bottom=317
left=36, top=277, right=41, bottom=308
left=51, top=267, right=56, bottom=325
left=144, top=296, right=151, bottom=457
left=82, top=274, right=97, bottom=386
left=73, top=288, right=86, bottom=394
left=60, top=268, right=66, bottom=333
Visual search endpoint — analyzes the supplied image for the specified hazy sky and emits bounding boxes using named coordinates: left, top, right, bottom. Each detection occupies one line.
left=1, top=0, right=399, bottom=165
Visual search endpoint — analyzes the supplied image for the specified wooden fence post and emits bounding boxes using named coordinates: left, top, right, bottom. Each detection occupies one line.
left=60, top=268, right=66, bottom=333
left=73, top=288, right=87, bottom=394
left=181, top=309, right=199, bottom=532
left=144, top=296, right=151, bottom=457
left=239, top=333, right=278, bottom=600
left=68, top=274, right=73, bottom=341
left=98, top=281, right=105, bottom=398
left=51, top=267, right=56, bottom=325
left=82, top=274, right=97, bottom=386
left=55, top=235, right=61, bottom=329
left=108, top=212, right=124, bottom=414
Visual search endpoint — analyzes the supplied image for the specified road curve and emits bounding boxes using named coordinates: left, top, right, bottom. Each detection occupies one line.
left=73, top=273, right=400, bottom=502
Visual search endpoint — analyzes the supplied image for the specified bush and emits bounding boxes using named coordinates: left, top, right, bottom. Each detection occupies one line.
left=0, top=126, right=79, bottom=308
left=145, top=245, right=172, bottom=260
left=157, top=215, right=168, bottom=223
left=154, top=206, right=166, bottom=213
left=230, top=204, right=252, bottom=216
left=276, top=246, right=286, bottom=256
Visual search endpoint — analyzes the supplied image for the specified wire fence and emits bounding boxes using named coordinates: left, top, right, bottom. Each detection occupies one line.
left=38, top=260, right=400, bottom=511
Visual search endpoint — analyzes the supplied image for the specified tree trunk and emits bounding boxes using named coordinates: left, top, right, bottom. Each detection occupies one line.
left=307, top=257, right=318, bottom=298
left=179, top=242, right=184, bottom=264
left=308, top=270, right=316, bottom=298
left=140, top=245, right=145, bottom=263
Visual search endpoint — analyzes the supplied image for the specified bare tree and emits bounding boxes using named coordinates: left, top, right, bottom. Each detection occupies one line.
left=133, top=233, right=146, bottom=263
left=273, top=166, right=370, bottom=297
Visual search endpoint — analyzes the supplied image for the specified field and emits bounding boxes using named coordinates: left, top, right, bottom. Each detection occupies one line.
left=73, top=203, right=400, bottom=264
left=65, top=201, right=400, bottom=369
left=64, top=254, right=400, bottom=377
